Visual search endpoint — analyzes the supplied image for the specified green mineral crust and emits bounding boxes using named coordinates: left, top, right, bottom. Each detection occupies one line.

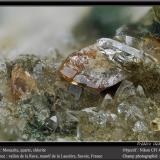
left=0, top=6, right=160, bottom=141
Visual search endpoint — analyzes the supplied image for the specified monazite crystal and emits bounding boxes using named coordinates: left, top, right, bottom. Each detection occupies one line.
left=59, top=43, right=126, bottom=93
left=11, top=64, right=37, bottom=100
left=59, top=36, right=157, bottom=95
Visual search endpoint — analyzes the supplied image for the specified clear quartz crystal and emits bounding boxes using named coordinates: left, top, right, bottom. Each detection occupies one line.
left=97, top=38, right=144, bottom=60
left=97, top=37, right=157, bottom=65
left=117, top=102, right=144, bottom=121
left=133, top=121, right=148, bottom=132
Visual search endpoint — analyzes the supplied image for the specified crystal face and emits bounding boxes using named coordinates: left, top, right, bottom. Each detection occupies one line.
left=59, top=36, right=158, bottom=95
left=11, top=64, right=37, bottom=100
left=59, top=42, right=127, bottom=93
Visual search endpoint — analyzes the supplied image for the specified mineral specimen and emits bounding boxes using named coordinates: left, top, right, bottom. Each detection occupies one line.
left=100, top=93, right=113, bottom=110
left=11, top=64, right=37, bottom=100
left=57, top=111, right=79, bottom=135
left=151, top=118, right=160, bottom=132
left=59, top=42, right=126, bottom=94
left=97, top=38, right=157, bottom=65
left=1, top=6, right=160, bottom=142
left=132, top=121, right=148, bottom=133
left=59, top=34, right=159, bottom=101
left=45, top=115, right=58, bottom=132
left=68, top=84, right=82, bottom=100
left=18, top=92, right=51, bottom=127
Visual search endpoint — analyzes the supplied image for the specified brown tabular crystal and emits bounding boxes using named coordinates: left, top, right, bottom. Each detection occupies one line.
left=11, top=64, right=37, bottom=100
left=59, top=44, right=126, bottom=92
left=59, top=44, right=97, bottom=81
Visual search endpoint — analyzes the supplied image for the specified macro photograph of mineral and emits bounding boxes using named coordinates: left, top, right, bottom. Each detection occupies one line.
left=0, top=6, right=160, bottom=141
